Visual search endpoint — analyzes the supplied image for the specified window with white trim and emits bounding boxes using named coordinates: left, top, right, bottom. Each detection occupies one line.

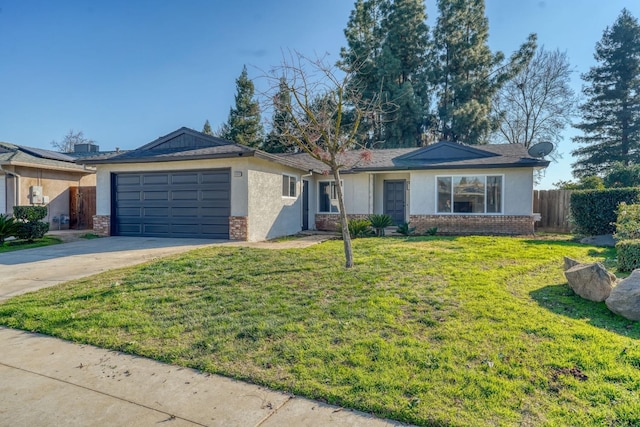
left=282, top=175, right=296, bottom=197
left=436, top=175, right=503, bottom=214
left=318, top=180, right=339, bottom=213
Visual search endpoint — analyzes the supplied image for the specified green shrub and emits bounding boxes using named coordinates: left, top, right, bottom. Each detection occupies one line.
left=13, top=206, right=47, bottom=222
left=368, top=214, right=393, bottom=237
left=13, top=205, right=49, bottom=242
left=337, top=219, right=373, bottom=239
left=616, top=239, right=640, bottom=272
left=570, top=188, right=640, bottom=235
left=16, top=222, right=50, bottom=242
left=0, top=214, right=20, bottom=244
left=396, top=222, right=416, bottom=236
left=424, top=227, right=438, bottom=236
left=614, top=202, right=640, bottom=241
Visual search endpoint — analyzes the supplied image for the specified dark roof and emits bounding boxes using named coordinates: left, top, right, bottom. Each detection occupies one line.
left=0, top=142, right=90, bottom=172
left=277, top=141, right=549, bottom=173
left=79, top=128, right=549, bottom=172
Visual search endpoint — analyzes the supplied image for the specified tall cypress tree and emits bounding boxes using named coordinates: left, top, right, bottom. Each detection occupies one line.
left=263, top=77, right=295, bottom=153
left=431, top=0, right=536, bottom=144
left=572, top=9, right=640, bottom=177
left=202, top=119, right=213, bottom=135
left=341, top=0, right=430, bottom=148
left=222, top=65, right=264, bottom=147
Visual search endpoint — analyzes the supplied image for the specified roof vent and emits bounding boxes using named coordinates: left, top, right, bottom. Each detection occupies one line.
left=74, top=143, right=99, bottom=153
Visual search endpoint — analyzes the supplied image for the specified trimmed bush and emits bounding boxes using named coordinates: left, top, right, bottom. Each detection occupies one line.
left=13, top=206, right=49, bottom=242
left=570, top=188, right=640, bottom=235
left=614, top=202, right=640, bottom=241
left=616, top=239, right=640, bottom=272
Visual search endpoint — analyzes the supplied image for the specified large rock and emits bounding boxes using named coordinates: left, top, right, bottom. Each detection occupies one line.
left=606, top=270, right=640, bottom=321
left=564, top=262, right=616, bottom=302
left=563, top=256, right=581, bottom=271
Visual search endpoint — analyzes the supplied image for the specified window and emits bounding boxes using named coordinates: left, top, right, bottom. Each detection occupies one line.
left=436, top=175, right=503, bottom=214
left=319, top=181, right=339, bottom=213
left=282, top=175, right=296, bottom=197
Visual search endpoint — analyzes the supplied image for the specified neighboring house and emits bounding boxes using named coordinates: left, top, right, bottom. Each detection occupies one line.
left=81, top=127, right=549, bottom=241
left=0, top=142, right=96, bottom=228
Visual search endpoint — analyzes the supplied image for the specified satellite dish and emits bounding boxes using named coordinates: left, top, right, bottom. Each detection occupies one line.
left=528, top=141, right=554, bottom=158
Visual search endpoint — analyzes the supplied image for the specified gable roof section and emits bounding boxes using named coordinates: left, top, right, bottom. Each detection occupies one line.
left=0, top=142, right=90, bottom=173
left=396, top=141, right=497, bottom=163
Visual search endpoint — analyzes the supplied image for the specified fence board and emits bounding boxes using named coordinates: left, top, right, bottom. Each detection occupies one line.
left=69, top=186, right=96, bottom=230
left=533, top=190, right=572, bottom=233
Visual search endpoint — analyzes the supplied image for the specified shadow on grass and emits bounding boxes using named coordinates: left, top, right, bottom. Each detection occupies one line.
left=530, top=283, right=640, bottom=339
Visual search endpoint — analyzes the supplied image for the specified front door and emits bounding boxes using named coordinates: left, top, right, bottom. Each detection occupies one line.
left=302, top=180, right=309, bottom=231
left=384, top=180, right=406, bottom=225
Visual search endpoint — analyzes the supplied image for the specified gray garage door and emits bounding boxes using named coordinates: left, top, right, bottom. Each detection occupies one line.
left=112, top=169, right=230, bottom=239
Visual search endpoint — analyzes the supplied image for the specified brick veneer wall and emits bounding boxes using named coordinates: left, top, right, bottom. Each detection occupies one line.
left=315, top=214, right=369, bottom=231
left=229, top=216, right=248, bottom=241
left=409, top=215, right=534, bottom=235
left=93, top=215, right=111, bottom=236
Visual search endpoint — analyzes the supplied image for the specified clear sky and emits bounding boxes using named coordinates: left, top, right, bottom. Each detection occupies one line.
left=0, top=0, right=638, bottom=188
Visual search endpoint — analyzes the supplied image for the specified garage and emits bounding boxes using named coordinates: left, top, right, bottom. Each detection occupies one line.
left=112, top=169, right=230, bottom=239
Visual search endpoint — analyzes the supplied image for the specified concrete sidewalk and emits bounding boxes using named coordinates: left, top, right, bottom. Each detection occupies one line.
left=0, top=328, right=405, bottom=427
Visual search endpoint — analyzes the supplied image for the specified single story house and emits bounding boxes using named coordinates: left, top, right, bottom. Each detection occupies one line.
left=0, top=142, right=96, bottom=228
left=81, top=127, right=548, bottom=241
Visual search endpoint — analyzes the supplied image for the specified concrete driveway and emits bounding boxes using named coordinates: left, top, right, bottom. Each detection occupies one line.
left=0, top=236, right=222, bottom=301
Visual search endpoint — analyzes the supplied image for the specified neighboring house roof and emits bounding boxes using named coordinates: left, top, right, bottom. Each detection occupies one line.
left=0, top=141, right=92, bottom=173
left=79, top=127, right=550, bottom=173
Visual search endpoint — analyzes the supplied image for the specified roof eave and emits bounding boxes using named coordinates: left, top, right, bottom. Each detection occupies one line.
left=79, top=151, right=258, bottom=165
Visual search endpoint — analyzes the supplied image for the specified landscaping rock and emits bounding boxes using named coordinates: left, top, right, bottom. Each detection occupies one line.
left=564, top=262, right=616, bottom=302
left=563, top=256, right=581, bottom=271
left=606, top=270, right=640, bottom=321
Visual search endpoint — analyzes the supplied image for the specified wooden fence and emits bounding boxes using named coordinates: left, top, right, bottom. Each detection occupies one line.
left=533, top=190, right=573, bottom=233
left=69, top=186, right=96, bottom=230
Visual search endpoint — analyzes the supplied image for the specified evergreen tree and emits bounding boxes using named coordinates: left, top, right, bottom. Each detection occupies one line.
left=222, top=65, right=264, bottom=147
left=202, top=119, right=213, bottom=135
left=572, top=9, right=640, bottom=177
left=431, top=0, right=536, bottom=144
left=340, top=0, right=430, bottom=148
left=263, top=77, right=296, bottom=153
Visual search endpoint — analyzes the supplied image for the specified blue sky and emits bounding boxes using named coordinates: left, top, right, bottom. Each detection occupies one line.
left=0, top=1, right=638, bottom=188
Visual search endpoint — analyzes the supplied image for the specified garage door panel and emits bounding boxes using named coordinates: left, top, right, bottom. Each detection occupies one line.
left=113, top=169, right=230, bottom=239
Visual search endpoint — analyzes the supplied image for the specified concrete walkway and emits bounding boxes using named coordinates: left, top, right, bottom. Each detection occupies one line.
left=0, top=235, right=406, bottom=426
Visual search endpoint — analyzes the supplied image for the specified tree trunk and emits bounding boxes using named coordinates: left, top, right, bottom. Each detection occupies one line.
left=332, top=168, right=354, bottom=268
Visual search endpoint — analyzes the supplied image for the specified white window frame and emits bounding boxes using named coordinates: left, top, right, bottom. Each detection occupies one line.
left=435, top=174, right=504, bottom=215
left=318, top=180, right=342, bottom=213
left=282, top=174, right=297, bottom=198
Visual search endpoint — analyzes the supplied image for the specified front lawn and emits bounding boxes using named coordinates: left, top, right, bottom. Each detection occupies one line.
left=0, top=236, right=61, bottom=253
left=1, top=236, right=638, bottom=426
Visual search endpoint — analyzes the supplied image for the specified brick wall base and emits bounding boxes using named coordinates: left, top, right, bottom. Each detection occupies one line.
left=315, top=214, right=370, bottom=231
left=409, top=215, right=534, bottom=235
left=229, top=216, right=248, bottom=241
left=93, top=215, right=111, bottom=236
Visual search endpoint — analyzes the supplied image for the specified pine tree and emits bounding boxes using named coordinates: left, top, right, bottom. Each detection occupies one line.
left=202, top=119, right=213, bottom=135
left=263, top=77, right=295, bottom=153
left=340, top=0, right=430, bottom=148
left=431, top=0, right=536, bottom=144
left=572, top=9, right=640, bottom=177
left=222, top=65, right=264, bottom=147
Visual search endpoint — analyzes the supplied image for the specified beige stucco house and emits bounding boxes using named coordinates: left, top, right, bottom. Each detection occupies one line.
left=0, top=142, right=96, bottom=229
left=81, top=127, right=548, bottom=241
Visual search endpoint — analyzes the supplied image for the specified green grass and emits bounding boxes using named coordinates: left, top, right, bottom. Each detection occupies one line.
left=0, top=236, right=61, bottom=253
left=1, top=236, right=639, bottom=426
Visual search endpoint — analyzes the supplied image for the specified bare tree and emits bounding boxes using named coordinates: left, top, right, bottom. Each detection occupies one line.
left=492, top=48, right=578, bottom=150
left=264, top=52, right=382, bottom=268
left=51, top=129, right=95, bottom=152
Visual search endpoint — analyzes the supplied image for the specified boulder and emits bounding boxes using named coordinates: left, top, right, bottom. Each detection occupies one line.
left=564, top=262, right=616, bottom=302
left=606, top=270, right=640, bottom=321
left=563, top=256, right=581, bottom=271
